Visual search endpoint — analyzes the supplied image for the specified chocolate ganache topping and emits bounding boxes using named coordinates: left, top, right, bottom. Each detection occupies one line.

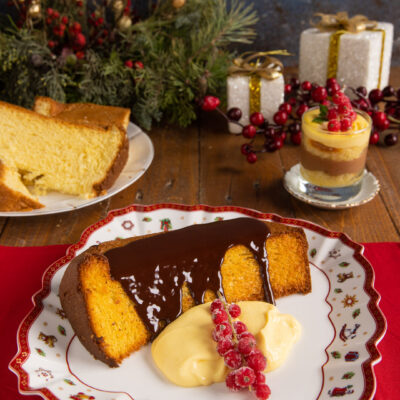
left=105, top=217, right=273, bottom=337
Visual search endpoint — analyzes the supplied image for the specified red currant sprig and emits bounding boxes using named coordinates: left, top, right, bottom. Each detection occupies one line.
left=210, top=295, right=270, bottom=400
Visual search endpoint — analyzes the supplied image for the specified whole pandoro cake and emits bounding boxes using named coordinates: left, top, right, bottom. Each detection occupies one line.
left=0, top=99, right=129, bottom=209
left=59, top=218, right=311, bottom=367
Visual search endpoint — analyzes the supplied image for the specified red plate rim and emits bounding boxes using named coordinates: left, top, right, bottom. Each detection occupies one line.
left=8, top=203, right=387, bottom=400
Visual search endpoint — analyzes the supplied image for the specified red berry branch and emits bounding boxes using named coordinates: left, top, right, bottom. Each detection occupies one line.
left=201, top=78, right=400, bottom=164
left=210, top=296, right=271, bottom=400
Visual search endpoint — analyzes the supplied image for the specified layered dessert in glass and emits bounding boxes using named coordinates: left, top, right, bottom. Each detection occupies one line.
left=299, top=91, right=371, bottom=201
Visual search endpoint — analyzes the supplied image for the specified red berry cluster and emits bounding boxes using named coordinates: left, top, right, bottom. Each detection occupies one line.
left=210, top=298, right=270, bottom=400
left=351, top=86, right=399, bottom=146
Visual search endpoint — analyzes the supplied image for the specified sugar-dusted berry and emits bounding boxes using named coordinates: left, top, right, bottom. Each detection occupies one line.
left=224, top=349, right=242, bottom=369
left=254, top=371, right=266, bottom=385
left=247, top=350, right=267, bottom=372
left=212, top=322, right=232, bottom=341
left=340, top=118, right=352, bottom=131
left=225, top=371, right=242, bottom=392
left=255, top=383, right=271, bottom=400
left=328, top=120, right=340, bottom=132
left=210, top=299, right=224, bottom=313
left=233, top=320, right=247, bottom=335
left=212, top=308, right=228, bottom=324
left=228, top=303, right=241, bottom=318
left=234, top=366, right=256, bottom=388
left=217, top=337, right=234, bottom=356
left=238, top=336, right=256, bottom=356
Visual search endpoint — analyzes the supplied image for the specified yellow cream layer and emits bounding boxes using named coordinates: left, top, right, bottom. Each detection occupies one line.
left=301, top=166, right=363, bottom=187
left=151, top=301, right=301, bottom=388
left=303, top=109, right=370, bottom=149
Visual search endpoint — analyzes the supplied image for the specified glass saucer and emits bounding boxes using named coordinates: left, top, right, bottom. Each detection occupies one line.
left=283, top=164, right=380, bottom=210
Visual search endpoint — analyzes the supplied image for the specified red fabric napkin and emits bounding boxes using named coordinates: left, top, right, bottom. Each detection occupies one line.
left=0, top=243, right=398, bottom=400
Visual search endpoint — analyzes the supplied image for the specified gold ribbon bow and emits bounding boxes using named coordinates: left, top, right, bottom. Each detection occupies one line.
left=229, top=51, right=290, bottom=115
left=228, top=50, right=290, bottom=81
left=312, top=11, right=377, bottom=33
left=311, top=12, right=385, bottom=88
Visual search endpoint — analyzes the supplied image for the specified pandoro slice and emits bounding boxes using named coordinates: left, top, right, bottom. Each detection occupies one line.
left=59, top=219, right=311, bottom=367
left=0, top=100, right=129, bottom=198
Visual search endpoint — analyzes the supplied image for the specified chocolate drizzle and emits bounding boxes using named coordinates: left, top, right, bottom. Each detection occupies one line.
left=105, top=217, right=273, bottom=337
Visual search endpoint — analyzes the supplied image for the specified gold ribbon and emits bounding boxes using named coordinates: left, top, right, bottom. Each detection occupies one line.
left=228, top=51, right=290, bottom=115
left=312, top=12, right=385, bottom=88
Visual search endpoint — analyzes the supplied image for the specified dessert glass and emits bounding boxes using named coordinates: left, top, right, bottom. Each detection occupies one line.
left=299, top=107, right=372, bottom=202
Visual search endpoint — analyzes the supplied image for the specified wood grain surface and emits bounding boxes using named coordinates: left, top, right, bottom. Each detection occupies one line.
left=1, top=69, right=399, bottom=246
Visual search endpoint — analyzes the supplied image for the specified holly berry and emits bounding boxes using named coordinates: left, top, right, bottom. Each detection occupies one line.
left=227, top=107, right=242, bottom=121
left=369, top=89, right=384, bottom=104
left=369, top=131, right=380, bottom=145
left=311, top=86, right=328, bottom=102
left=48, top=40, right=55, bottom=49
left=246, top=152, right=257, bottom=164
left=61, top=15, right=68, bottom=24
left=134, top=61, right=144, bottom=69
left=384, top=133, right=398, bottom=146
left=124, top=60, right=133, bottom=68
left=250, top=112, right=265, bottom=126
left=273, top=110, right=288, bottom=125
left=74, top=32, right=86, bottom=48
left=301, top=81, right=312, bottom=91
left=75, top=51, right=85, bottom=60
left=242, top=125, right=257, bottom=139
left=201, top=96, right=220, bottom=111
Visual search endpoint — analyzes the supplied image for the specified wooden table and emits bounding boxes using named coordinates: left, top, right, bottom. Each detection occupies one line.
left=1, top=69, right=399, bottom=246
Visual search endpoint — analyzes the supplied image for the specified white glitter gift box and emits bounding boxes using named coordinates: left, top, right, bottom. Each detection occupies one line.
left=299, top=12, right=393, bottom=92
left=227, top=52, right=286, bottom=134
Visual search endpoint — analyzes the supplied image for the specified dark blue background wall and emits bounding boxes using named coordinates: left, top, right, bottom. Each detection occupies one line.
left=1, top=0, right=398, bottom=65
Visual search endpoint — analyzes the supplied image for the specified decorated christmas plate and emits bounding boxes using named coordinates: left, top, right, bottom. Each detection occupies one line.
left=9, top=204, right=386, bottom=400
left=0, top=123, right=154, bottom=217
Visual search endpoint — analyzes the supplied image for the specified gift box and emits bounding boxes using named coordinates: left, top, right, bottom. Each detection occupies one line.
left=227, top=52, right=285, bottom=134
left=299, top=13, right=393, bottom=92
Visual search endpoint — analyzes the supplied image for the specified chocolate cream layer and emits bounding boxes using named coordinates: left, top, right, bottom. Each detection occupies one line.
left=105, top=218, right=274, bottom=337
left=300, top=145, right=367, bottom=176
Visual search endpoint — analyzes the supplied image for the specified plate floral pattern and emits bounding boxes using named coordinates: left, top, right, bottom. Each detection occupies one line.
left=9, top=204, right=386, bottom=400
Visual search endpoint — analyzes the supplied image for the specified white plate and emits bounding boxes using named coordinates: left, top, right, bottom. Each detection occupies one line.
left=0, top=123, right=154, bottom=217
left=283, top=164, right=380, bottom=210
left=9, top=204, right=386, bottom=400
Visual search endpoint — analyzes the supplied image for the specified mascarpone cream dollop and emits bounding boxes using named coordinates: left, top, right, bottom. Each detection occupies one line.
left=151, top=301, right=301, bottom=387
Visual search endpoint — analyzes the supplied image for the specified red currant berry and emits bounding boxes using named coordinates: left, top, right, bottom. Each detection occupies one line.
left=332, top=91, right=345, bottom=105
left=255, top=383, right=272, bottom=400
left=328, top=82, right=341, bottom=95
left=247, top=351, right=267, bottom=372
left=201, top=96, right=220, bottom=111
left=284, top=83, right=292, bottom=93
left=212, top=322, right=232, bottom=341
left=350, top=111, right=357, bottom=122
left=48, top=40, right=55, bottom=48
left=233, top=320, right=247, bottom=335
left=301, top=81, right=312, bottom=91
left=235, top=366, right=256, bottom=388
left=61, top=15, right=68, bottom=24
left=239, top=331, right=256, bottom=341
left=227, top=107, right=242, bottom=121
left=71, top=21, right=82, bottom=33
left=311, top=86, right=328, bottom=102
left=250, top=112, right=265, bottom=126
left=296, top=104, right=309, bottom=117
left=327, top=108, right=338, bottom=120
left=369, top=89, right=383, bottom=104
left=241, top=143, right=252, bottom=155
left=224, top=349, right=242, bottom=369
left=273, top=111, right=288, bottom=125
left=53, top=10, right=60, bottom=19
left=210, top=299, right=224, bottom=314
left=279, top=102, right=292, bottom=114
left=226, top=371, right=242, bottom=392
left=212, top=308, right=228, bottom=324
left=254, top=371, right=266, bottom=385
left=328, top=120, right=340, bottom=132
left=124, top=60, right=133, bottom=68
left=383, top=86, right=395, bottom=97
left=338, top=103, right=351, bottom=115
left=46, top=7, right=54, bottom=16
left=217, top=337, right=234, bottom=356
left=291, top=131, right=302, bottom=145
left=238, top=336, right=256, bottom=356
left=242, top=125, right=257, bottom=139
left=369, top=131, right=379, bottom=145
left=246, top=152, right=257, bottom=164
left=340, top=118, right=352, bottom=131
left=228, top=303, right=241, bottom=318
left=384, top=133, right=398, bottom=146
left=74, top=32, right=86, bottom=47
